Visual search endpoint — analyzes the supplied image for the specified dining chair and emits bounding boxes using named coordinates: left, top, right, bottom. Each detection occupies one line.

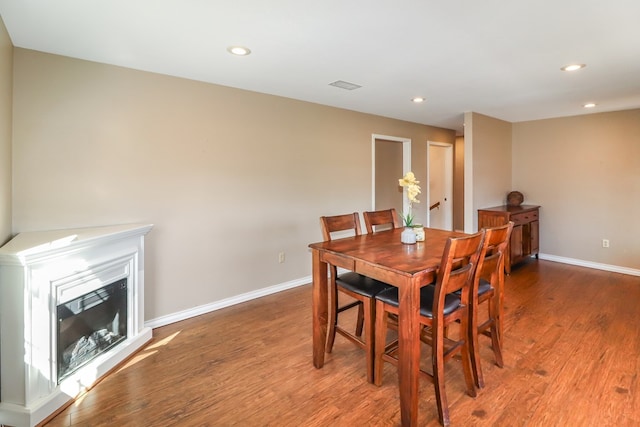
left=469, top=221, right=513, bottom=388
left=363, top=208, right=402, bottom=233
left=319, top=212, right=394, bottom=383
left=373, top=230, right=485, bottom=426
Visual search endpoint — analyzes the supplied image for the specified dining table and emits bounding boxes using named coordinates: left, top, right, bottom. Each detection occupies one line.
left=309, top=226, right=467, bottom=427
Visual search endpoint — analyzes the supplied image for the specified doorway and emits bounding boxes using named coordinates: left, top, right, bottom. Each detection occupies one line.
left=427, top=141, right=453, bottom=230
left=371, top=134, right=411, bottom=221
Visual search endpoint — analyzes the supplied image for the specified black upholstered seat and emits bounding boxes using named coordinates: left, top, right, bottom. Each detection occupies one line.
left=337, top=272, right=393, bottom=298
left=375, top=284, right=462, bottom=317
left=477, top=278, right=492, bottom=296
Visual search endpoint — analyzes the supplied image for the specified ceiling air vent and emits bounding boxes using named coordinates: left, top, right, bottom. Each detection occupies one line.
left=329, top=80, right=362, bottom=90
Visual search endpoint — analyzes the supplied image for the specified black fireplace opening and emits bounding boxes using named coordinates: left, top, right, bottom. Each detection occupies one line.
left=57, top=277, right=128, bottom=383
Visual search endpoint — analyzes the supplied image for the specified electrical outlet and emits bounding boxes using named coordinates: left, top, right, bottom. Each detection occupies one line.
left=602, top=239, right=610, bottom=248
left=278, top=252, right=286, bottom=263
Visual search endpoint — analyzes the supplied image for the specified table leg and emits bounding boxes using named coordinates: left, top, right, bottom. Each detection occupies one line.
left=312, top=249, right=328, bottom=368
left=397, top=277, right=421, bottom=426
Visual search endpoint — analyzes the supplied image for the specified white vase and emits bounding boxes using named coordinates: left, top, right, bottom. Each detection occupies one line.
left=401, top=227, right=417, bottom=244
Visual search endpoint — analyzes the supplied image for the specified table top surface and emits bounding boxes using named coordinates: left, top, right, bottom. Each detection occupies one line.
left=309, top=227, right=466, bottom=277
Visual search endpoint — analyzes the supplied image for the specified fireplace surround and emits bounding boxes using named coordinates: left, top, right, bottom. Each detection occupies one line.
left=0, top=224, right=153, bottom=427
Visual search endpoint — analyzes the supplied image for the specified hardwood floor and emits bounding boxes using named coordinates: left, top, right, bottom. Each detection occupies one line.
left=42, top=259, right=640, bottom=426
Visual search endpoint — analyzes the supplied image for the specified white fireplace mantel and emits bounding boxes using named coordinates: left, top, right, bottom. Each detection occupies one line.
left=0, top=223, right=153, bottom=427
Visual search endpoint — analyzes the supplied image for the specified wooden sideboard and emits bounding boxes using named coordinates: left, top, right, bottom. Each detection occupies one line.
left=478, top=204, right=540, bottom=274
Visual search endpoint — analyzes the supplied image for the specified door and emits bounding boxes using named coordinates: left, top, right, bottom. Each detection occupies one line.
left=372, top=134, right=411, bottom=220
left=427, top=141, right=453, bottom=230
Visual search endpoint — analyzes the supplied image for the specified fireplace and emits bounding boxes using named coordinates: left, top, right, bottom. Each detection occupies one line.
left=0, top=224, right=153, bottom=427
left=57, top=277, right=128, bottom=383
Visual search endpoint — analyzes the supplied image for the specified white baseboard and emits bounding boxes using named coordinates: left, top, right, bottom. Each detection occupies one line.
left=538, top=253, right=640, bottom=277
left=144, top=276, right=311, bottom=329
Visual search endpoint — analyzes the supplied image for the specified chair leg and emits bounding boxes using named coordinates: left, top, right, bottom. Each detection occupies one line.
left=468, top=292, right=491, bottom=388
left=498, top=271, right=505, bottom=341
left=489, top=322, right=504, bottom=367
left=469, top=315, right=485, bottom=389
left=373, top=299, right=388, bottom=387
left=355, top=302, right=365, bottom=337
left=326, top=282, right=339, bottom=353
left=432, top=326, right=450, bottom=427
left=489, top=296, right=504, bottom=368
left=460, top=329, right=478, bottom=399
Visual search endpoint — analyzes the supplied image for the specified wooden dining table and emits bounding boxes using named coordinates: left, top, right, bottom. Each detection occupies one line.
left=309, top=226, right=467, bottom=427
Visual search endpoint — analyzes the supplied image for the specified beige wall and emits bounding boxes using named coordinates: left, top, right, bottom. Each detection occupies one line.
left=464, top=112, right=513, bottom=231
left=0, top=17, right=12, bottom=245
left=11, top=48, right=455, bottom=320
left=8, top=44, right=637, bottom=324
left=513, top=110, right=640, bottom=269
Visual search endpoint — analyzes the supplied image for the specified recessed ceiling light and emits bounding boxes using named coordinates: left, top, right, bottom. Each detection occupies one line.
left=411, top=97, right=426, bottom=103
left=583, top=102, right=597, bottom=108
left=561, top=64, right=586, bottom=71
left=227, top=46, right=251, bottom=56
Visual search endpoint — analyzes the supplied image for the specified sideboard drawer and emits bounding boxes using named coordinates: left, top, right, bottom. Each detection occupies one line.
left=511, top=210, right=538, bottom=225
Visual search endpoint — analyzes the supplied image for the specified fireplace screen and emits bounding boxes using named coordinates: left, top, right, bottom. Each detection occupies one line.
left=57, top=278, right=128, bottom=383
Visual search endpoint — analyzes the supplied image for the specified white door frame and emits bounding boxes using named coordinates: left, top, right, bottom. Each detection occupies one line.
left=426, top=141, right=453, bottom=230
left=371, top=134, right=411, bottom=213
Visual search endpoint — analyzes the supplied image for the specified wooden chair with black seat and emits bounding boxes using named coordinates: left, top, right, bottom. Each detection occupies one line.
left=319, top=212, right=394, bottom=383
left=373, top=230, right=485, bottom=427
left=363, top=208, right=402, bottom=234
left=468, top=221, right=513, bottom=389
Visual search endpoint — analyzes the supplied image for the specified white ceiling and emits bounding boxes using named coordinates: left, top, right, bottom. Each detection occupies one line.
left=1, top=0, right=639, bottom=134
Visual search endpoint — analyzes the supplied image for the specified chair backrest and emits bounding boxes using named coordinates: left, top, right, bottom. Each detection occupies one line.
left=320, top=212, right=362, bottom=242
left=477, top=222, right=514, bottom=285
left=433, top=230, right=485, bottom=315
left=363, top=208, right=402, bottom=233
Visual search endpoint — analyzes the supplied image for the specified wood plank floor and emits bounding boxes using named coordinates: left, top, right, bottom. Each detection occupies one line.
left=41, top=259, right=640, bottom=426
